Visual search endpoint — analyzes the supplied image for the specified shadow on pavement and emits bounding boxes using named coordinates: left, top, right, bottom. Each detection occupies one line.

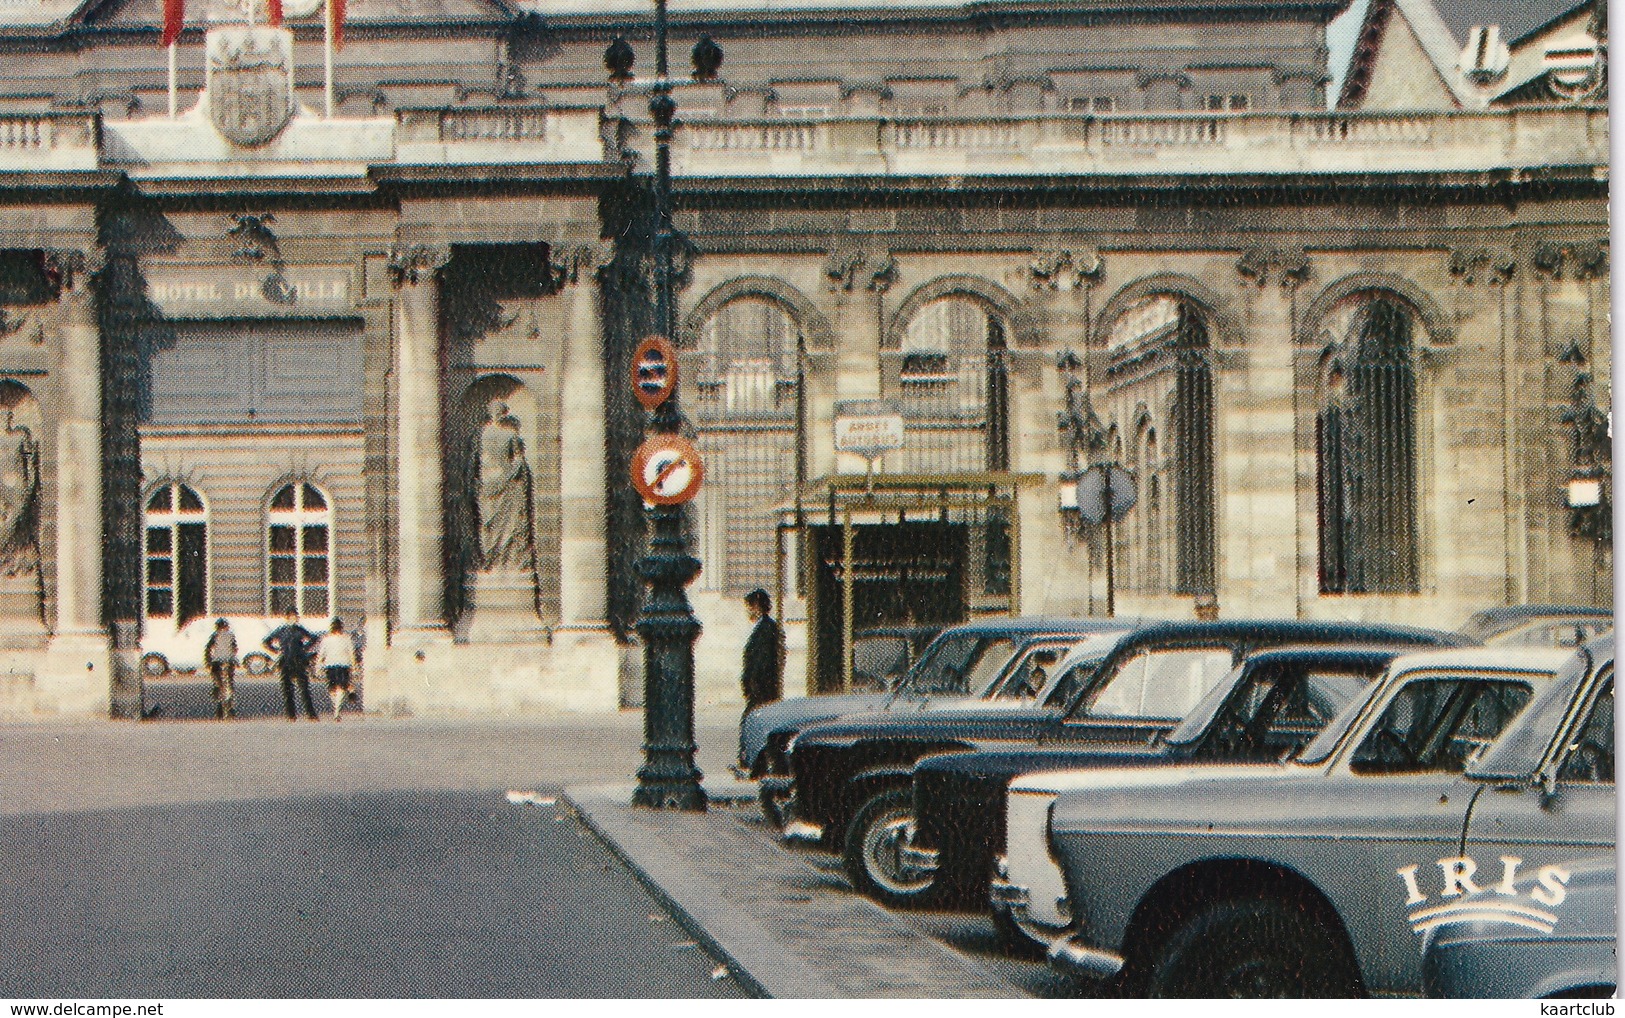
left=0, top=788, right=747, bottom=998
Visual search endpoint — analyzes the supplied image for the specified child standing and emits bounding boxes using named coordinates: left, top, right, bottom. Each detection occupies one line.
left=317, top=617, right=356, bottom=722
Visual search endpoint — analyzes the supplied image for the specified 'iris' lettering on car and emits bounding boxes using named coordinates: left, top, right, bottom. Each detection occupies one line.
left=1398, top=856, right=1573, bottom=934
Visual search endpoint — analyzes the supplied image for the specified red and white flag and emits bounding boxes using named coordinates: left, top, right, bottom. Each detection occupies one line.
left=160, top=0, right=183, bottom=46
left=329, top=0, right=346, bottom=49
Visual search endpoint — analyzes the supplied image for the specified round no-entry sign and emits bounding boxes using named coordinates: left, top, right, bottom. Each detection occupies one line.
left=632, top=335, right=679, bottom=410
left=630, top=434, right=705, bottom=505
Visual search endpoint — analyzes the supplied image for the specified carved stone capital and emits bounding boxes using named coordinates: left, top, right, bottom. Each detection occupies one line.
left=866, top=253, right=897, bottom=293
left=1027, top=250, right=1071, bottom=290
left=1532, top=240, right=1610, bottom=281
left=387, top=244, right=451, bottom=288
left=43, top=248, right=99, bottom=296
left=1236, top=247, right=1310, bottom=290
left=1447, top=247, right=1516, bottom=286
left=1028, top=249, right=1105, bottom=291
left=557, top=241, right=614, bottom=285
left=823, top=246, right=866, bottom=292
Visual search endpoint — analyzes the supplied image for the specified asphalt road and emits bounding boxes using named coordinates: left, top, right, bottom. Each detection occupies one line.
left=0, top=715, right=749, bottom=998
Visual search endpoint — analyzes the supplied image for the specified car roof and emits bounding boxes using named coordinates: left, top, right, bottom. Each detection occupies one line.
left=1235, top=644, right=1420, bottom=668
left=1104, top=619, right=1466, bottom=653
left=1458, top=605, right=1613, bottom=638
left=933, top=617, right=1142, bottom=638
left=1385, top=646, right=1578, bottom=675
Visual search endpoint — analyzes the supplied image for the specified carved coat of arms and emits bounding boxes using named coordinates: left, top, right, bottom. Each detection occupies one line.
left=205, top=27, right=295, bottom=147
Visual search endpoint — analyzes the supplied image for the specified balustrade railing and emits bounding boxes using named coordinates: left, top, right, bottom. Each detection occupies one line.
left=0, top=118, right=50, bottom=150
left=687, top=122, right=819, bottom=151
left=889, top=120, right=1023, bottom=149
left=1299, top=115, right=1432, bottom=145
left=439, top=109, right=548, bottom=143
left=1098, top=116, right=1225, bottom=147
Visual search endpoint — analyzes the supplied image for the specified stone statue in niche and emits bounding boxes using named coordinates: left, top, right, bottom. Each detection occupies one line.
left=0, top=411, right=40, bottom=577
left=473, top=400, right=536, bottom=573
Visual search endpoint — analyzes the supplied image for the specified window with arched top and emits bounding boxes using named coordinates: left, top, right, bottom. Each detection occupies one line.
left=267, top=482, right=333, bottom=618
left=889, top=295, right=1009, bottom=473
left=145, top=482, right=209, bottom=626
left=1099, top=295, right=1215, bottom=596
left=1315, top=294, right=1419, bottom=594
left=691, top=297, right=801, bottom=595
left=695, top=297, right=799, bottom=419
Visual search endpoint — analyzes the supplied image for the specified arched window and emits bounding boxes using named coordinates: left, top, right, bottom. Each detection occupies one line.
left=691, top=297, right=800, bottom=595
left=145, top=482, right=208, bottom=626
left=267, top=482, right=333, bottom=618
left=890, top=295, right=1009, bottom=473
left=1316, top=294, right=1419, bottom=594
left=1099, top=295, right=1215, bottom=596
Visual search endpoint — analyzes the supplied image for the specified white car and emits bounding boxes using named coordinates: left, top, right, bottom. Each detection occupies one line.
left=140, top=616, right=281, bottom=678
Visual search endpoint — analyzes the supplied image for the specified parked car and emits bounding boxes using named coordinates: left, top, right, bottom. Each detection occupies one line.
left=140, top=615, right=280, bottom=678
left=784, top=619, right=1467, bottom=904
left=1458, top=605, right=1612, bottom=648
left=1422, top=855, right=1615, bottom=999
left=739, top=617, right=1141, bottom=824
left=1011, top=639, right=1610, bottom=997
left=901, top=645, right=1411, bottom=911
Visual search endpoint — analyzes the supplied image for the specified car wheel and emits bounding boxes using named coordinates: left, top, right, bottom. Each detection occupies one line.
left=242, top=652, right=272, bottom=676
left=140, top=653, right=169, bottom=679
left=842, top=787, right=937, bottom=908
left=759, top=782, right=794, bottom=830
left=1148, top=896, right=1358, bottom=998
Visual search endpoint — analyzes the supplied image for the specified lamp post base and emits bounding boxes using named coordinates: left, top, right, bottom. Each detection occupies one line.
left=633, top=502, right=708, bottom=812
left=632, top=758, right=708, bottom=811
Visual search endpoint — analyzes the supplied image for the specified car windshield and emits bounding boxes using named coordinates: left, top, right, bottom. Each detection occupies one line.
left=991, top=645, right=1065, bottom=700
left=897, top=635, right=1016, bottom=697
left=1168, top=664, right=1374, bottom=746
left=1179, top=666, right=1380, bottom=759
left=1085, top=647, right=1235, bottom=720
left=1468, top=650, right=1599, bottom=779
left=1038, top=633, right=1129, bottom=707
left=1347, top=674, right=1536, bottom=775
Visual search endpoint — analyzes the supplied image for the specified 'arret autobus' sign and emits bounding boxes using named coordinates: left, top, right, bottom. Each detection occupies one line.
left=145, top=265, right=356, bottom=318
left=834, top=400, right=905, bottom=462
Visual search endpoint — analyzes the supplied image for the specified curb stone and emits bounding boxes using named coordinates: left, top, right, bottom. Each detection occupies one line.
left=565, top=780, right=1018, bottom=998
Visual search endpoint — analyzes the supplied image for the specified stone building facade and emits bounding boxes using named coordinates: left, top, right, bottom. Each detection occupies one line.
left=0, top=0, right=1607, bottom=716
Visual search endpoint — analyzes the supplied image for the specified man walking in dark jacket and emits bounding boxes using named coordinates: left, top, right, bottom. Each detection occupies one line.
left=265, top=611, right=319, bottom=721
left=741, top=588, right=784, bottom=714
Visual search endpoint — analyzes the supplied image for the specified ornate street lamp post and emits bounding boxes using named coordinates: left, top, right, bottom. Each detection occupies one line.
left=608, top=6, right=721, bottom=810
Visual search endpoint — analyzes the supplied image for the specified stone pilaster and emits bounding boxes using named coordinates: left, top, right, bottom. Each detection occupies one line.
left=557, top=244, right=611, bottom=629
left=39, top=250, right=111, bottom=714
left=389, top=244, right=452, bottom=638
left=829, top=245, right=887, bottom=475
left=1229, top=251, right=1306, bottom=617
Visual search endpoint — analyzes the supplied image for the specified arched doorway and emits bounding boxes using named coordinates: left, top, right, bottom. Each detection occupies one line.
left=1313, top=292, right=1421, bottom=594
left=1098, top=294, right=1216, bottom=597
left=690, top=296, right=802, bottom=596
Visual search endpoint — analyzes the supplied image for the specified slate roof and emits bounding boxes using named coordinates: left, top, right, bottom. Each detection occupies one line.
left=1338, top=0, right=1592, bottom=107
left=1433, top=0, right=1584, bottom=46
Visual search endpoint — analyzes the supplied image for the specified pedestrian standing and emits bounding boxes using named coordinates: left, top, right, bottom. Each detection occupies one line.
left=740, top=588, right=784, bottom=715
left=264, top=610, right=318, bottom=721
left=204, top=618, right=237, bottom=719
left=318, top=617, right=356, bottom=722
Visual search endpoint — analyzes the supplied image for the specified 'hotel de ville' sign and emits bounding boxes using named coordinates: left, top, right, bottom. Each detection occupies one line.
left=205, top=26, right=296, bottom=147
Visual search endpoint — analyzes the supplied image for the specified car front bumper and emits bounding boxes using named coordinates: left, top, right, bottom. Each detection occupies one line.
left=781, top=819, right=827, bottom=852
left=991, top=866, right=1120, bottom=978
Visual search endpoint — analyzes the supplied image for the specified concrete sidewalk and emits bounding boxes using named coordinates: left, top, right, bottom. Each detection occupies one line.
left=567, top=780, right=1034, bottom=998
